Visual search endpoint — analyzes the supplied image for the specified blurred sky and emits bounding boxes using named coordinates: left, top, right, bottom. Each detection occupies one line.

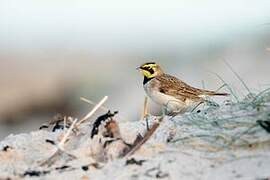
left=0, top=0, right=270, bottom=139
left=1, top=0, right=270, bottom=53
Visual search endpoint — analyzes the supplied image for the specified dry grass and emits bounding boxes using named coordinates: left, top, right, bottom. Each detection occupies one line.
left=168, top=88, right=270, bottom=153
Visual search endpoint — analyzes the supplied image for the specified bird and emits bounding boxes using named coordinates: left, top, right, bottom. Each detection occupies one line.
left=137, top=62, right=229, bottom=115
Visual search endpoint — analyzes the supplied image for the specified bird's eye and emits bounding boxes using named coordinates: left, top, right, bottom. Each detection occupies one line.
left=147, top=67, right=154, bottom=74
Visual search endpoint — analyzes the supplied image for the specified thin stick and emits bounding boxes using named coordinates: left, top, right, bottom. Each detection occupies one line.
left=125, top=116, right=164, bottom=157
left=63, top=116, right=67, bottom=133
left=40, top=96, right=108, bottom=166
left=58, top=118, right=78, bottom=150
left=39, top=118, right=78, bottom=166
left=80, top=97, right=108, bottom=112
left=125, top=122, right=161, bottom=157
left=77, top=96, right=108, bottom=126
left=81, top=96, right=128, bottom=122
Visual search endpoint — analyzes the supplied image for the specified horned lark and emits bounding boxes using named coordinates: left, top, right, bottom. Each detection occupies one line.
left=137, top=62, right=228, bottom=114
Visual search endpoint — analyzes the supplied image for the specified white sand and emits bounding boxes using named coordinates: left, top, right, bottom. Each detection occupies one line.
left=0, top=96, right=270, bottom=180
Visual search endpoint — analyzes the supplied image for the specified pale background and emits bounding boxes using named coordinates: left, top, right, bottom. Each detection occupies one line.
left=0, top=0, right=270, bottom=139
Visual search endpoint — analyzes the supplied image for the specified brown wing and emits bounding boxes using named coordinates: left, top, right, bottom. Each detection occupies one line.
left=156, top=74, right=204, bottom=102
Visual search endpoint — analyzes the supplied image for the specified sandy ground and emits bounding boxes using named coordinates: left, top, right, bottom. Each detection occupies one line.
left=0, top=92, right=270, bottom=180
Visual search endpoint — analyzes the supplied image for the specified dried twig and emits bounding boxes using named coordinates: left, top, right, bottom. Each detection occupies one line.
left=80, top=97, right=108, bottom=112
left=125, top=116, right=164, bottom=157
left=39, top=148, right=76, bottom=167
left=39, top=118, right=79, bottom=166
left=58, top=118, right=78, bottom=149
left=81, top=96, right=128, bottom=123
left=40, top=96, right=108, bottom=167
left=77, top=96, right=108, bottom=126
left=63, top=116, right=67, bottom=133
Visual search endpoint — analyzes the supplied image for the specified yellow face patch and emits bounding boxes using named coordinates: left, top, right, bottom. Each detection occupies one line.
left=138, top=62, right=157, bottom=78
left=139, top=68, right=153, bottom=78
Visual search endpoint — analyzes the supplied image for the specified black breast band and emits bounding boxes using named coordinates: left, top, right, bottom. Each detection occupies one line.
left=143, top=76, right=154, bottom=85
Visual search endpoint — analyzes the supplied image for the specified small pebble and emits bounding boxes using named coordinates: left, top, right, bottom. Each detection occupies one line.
left=45, top=139, right=55, bottom=145
left=81, top=166, right=89, bottom=171
left=2, top=145, right=11, bottom=152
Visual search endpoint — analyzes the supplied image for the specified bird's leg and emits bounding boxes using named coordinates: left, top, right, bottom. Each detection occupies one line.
left=143, top=96, right=148, bottom=117
left=141, top=96, right=150, bottom=131
left=141, top=96, right=149, bottom=119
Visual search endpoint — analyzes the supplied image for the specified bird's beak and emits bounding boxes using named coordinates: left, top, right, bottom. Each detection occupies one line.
left=136, top=66, right=141, bottom=70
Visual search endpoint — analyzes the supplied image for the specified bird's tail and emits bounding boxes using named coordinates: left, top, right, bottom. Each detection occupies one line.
left=203, top=90, right=229, bottom=96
